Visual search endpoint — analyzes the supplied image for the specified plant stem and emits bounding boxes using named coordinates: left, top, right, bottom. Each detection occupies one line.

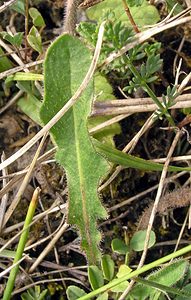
left=122, top=0, right=140, bottom=33
left=127, top=57, right=175, bottom=126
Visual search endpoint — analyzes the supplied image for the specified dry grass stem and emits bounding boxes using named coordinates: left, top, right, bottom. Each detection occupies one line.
left=93, top=97, right=191, bottom=115
left=2, top=133, right=48, bottom=227
left=173, top=209, right=189, bottom=254
left=151, top=155, right=191, bottom=163
left=139, top=130, right=182, bottom=263
left=0, top=59, right=44, bottom=80
left=29, top=222, right=69, bottom=273
left=99, top=113, right=155, bottom=191
left=3, top=203, right=66, bottom=240
left=119, top=129, right=182, bottom=300
left=0, top=90, right=23, bottom=115
left=0, top=256, right=27, bottom=279
left=0, top=201, right=66, bottom=253
left=108, top=171, right=187, bottom=213
left=0, top=0, right=17, bottom=13
left=0, top=153, right=9, bottom=231
left=0, top=38, right=30, bottom=72
left=0, top=147, right=56, bottom=198
left=89, top=113, right=131, bottom=134
left=12, top=277, right=86, bottom=296
left=25, top=215, right=65, bottom=251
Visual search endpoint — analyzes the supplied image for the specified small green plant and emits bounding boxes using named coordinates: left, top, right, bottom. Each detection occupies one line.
left=66, top=232, right=191, bottom=300
left=21, top=286, right=48, bottom=300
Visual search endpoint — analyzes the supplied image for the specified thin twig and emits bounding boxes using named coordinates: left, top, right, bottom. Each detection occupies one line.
left=0, top=0, right=17, bottom=13
left=0, top=153, right=8, bottom=231
left=151, top=155, right=191, bottom=163
left=0, top=90, right=23, bottom=115
left=0, top=201, right=65, bottom=252
left=122, top=0, right=140, bottom=33
left=12, top=277, right=87, bottom=296
left=173, top=209, right=189, bottom=254
left=94, top=93, right=191, bottom=108
left=25, top=215, right=65, bottom=251
left=0, top=256, right=27, bottom=279
left=0, top=59, right=44, bottom=80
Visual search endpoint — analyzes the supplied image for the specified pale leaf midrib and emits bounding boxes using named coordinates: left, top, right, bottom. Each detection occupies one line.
left=72, top=104, right=94, bottom=262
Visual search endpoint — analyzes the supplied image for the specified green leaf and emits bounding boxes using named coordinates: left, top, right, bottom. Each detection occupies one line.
left=175, top=283, right=191, bottom=300
left=166, top=0, right=183, bottom=15
left=101, top=255, right=115, bottom=281
left=87, top=0, right=160, bottom=28
left=0, top=32, right=23, bottom=47
left=27, top=26, right=42, bottom=53
left=88, top=73, right=120, bottom=146
left=5, top=72, right=43, bottom=85
left=0, top=249, right=17, bottom=258
left=111, top=238, right=129, bottom=254
left=111, top=281, right=129, bottom=293
left=130, top=260, right=189, bottom=299
left=17, top=81, right=42, bottom=125
left=0, top=47, right=13, bottom=72
left=66, top=286, right=87, bottom=300
left=10, top=0, right=25, bottom=15
left=88, top=266, right=104, bottom=290
left=116, top=264, right=132, bottom=278
left=93, top=139, right=191, bottom=172
left=135, top=277, right=191, bottom=299
left=96, top=292, right=108, bottom=300
left=29, top=8, right=45, bottom=27
left=111, top=264, right=131, bottom=292
left=126, top=0, right=144, bottom=6
left=40, top=34, right=109, bottom=264
left=17, top=95, right=42, bottom=126
left=130, top=230, right=156, bottom=252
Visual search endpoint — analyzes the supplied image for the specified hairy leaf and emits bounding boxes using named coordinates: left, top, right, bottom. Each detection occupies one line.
left=130, top=260, right=189, bottom=299
left=88, top=266, right=104, bottom=290
left=40, top=34, right=109, bottom=264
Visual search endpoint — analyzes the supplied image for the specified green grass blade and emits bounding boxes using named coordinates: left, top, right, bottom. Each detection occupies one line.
left=40, top=34, right=109, bottom=264
left=93, top=139, right=191, bottom=172
left=2, top=188, right=39, bottom=300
